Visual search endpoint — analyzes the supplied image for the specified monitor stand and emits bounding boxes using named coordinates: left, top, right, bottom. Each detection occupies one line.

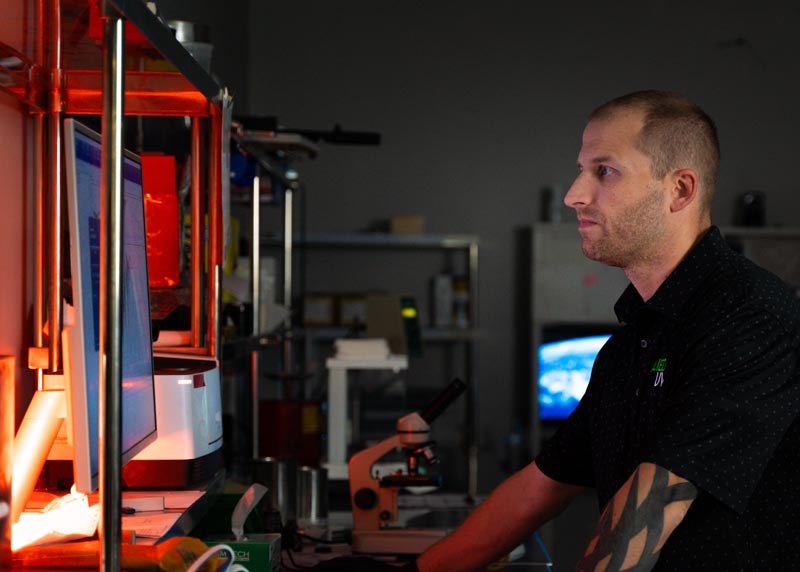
left=11, top=382, right=66, bottom=524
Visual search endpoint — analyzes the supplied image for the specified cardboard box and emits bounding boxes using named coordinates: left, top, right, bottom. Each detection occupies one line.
left=390, top=215, right=425, bottom=235
left=303, top=294, right=336, bottom=326
left=338, top=294, right=367, bottom=327
left=207, top=533, right=281, bottom=572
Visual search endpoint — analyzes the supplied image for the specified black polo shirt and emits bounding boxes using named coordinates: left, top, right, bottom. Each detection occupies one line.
left=536, top=226, right=800, bottom=571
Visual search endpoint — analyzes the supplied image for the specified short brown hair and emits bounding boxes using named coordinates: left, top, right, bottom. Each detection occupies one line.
left=590, top=90, right=720, bottom=213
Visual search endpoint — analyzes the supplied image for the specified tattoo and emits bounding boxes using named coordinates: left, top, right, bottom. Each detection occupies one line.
left=577, top=465, right=697, bottom=572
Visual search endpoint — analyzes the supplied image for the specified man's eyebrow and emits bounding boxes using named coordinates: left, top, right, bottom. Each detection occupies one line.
left=577, top=155, right=613, bottom=169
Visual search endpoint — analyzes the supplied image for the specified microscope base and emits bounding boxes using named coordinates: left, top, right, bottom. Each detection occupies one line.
left=352, top=528, right=448, bottom=555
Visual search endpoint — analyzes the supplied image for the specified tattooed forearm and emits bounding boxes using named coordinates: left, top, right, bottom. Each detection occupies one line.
left=576, top=464, right=698, bottom=572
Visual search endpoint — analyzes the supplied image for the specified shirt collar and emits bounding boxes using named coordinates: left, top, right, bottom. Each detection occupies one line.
left=614, top=226, right=728, bottom=324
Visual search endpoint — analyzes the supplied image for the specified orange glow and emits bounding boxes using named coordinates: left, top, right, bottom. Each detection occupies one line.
left=11, top=490, right=98, bottom=552
left=64, top=71, right=212, bottom=116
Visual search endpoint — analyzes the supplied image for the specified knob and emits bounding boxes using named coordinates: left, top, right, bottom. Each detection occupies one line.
left=354, top=488, right=378, bottom=510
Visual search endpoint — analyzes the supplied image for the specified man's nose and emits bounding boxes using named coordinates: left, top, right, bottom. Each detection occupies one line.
left=564, top=175, right=588, bottom=209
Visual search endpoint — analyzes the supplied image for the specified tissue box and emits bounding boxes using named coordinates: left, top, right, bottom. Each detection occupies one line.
left=207, top=534, right=281, bottom=572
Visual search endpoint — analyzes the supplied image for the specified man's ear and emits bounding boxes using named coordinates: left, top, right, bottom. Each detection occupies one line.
left=669, top=169, right=698, bottom=213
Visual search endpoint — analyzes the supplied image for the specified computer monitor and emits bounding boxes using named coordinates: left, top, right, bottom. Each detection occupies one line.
left=63, top=118, right=158, bottom=492
left=11, top=119, right=158, bottom=527
left=537, top=324, right=617, bottom=422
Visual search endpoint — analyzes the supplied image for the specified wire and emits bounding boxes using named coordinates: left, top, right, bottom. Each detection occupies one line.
left=282, top=547, right=313, bottom=571
left=184, top=543, right=250, bottom=572
left=295, top=530, right=341, bottom=545
left=534, top=531, right=554, bottom=566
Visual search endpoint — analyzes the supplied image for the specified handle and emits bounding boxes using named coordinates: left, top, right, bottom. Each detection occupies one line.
left=420, top=377, right=467, bottom=424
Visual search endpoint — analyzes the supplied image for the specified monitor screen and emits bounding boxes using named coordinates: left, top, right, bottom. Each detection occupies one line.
left=64, top=118, right=158, bottom=493
left=537, top=327, right=615, bottom=421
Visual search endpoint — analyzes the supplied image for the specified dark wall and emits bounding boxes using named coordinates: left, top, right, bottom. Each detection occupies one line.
left=244, top=0, right=800, bottom=488
left=160, top=0, right=800, bottom=490
left=149, top=0, right=800, bottom=566
left=156, top=0, right=251, bottom=110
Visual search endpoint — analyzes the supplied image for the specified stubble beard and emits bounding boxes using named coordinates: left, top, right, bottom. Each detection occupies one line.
left=580, top=184, right=667, bottom=269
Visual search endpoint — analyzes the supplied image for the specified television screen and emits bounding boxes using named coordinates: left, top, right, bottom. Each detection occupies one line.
left=537, top=334, right=612, bottom=421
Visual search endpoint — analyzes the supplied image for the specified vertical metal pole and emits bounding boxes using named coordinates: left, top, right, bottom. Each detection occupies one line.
left=33, top=0, right=46, bottom=387
left=99, top=7, right=124, bottom=571
left=34, top=115, right=45, bottom=385
left=467, top=241, right=479, bottom=498
left=208, top=107, right=222, bottom=359
left=190, top=118, right=205, bottom=349
left=251, top=175, right=261, bottom=459
left=251, top=177, right=261, bottom=339
left=282, top=187, right=293, bottom=381
left=46, top=0, right=62, bottom=374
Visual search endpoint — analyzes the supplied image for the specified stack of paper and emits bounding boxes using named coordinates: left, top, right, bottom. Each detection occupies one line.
left=333, top=338, right=390, bottom=360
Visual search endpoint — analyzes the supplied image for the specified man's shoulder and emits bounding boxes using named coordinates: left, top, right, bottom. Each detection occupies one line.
left=692, top=248, right=800, bottom=325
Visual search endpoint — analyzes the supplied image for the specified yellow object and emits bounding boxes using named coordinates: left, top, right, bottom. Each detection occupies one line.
left=487, top=555, right=510, bottom=570
left=223, top=216, right=240, bottom=276
left=157, top=536, right=220, bottom=572
left=13, top=536, right=221, bottom=571
left=302, top=403, right=321, bottom=435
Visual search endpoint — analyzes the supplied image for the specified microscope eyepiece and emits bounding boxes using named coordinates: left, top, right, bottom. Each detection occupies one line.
left=420, top=378, right=467, bottom=424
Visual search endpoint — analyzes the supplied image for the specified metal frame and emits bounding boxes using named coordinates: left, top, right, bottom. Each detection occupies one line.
left=7, top=1, right=226, bottom=566
left=99, top=9, right=124, bottom=565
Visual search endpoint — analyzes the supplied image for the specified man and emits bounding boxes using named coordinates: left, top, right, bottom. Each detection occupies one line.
left=316, top=91, right=800, bottom=571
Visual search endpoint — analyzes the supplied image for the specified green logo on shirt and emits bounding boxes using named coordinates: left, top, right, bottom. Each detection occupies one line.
left=651, top=358, right=667, bottom=372
left=651, top=358, right=667, bottom=387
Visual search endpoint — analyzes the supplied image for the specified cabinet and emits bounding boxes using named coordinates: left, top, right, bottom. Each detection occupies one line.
left=529, top=224, right=629, bottom=453
left=2, top=0, right=227, bottom=566
left=719, top=226, right=800, bottom=291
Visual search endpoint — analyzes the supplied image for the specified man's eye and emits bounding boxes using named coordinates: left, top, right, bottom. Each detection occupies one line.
left=597, top=165, right=614, bottom=177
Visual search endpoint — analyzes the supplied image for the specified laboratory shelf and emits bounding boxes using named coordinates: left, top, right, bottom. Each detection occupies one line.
left=11, top=0, right=229, bottom=565
left=297, top=326, right=478, bottom=343
left=260, top=231, right=479, bottom=250
left=0, top=0, right=224, bottom=116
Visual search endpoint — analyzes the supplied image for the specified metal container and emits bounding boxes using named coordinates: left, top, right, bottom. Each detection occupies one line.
left=296, top=465, right=328, bottom=528
left=252, top=456, right=296, bottom=524
left=167, top=20, right=213, bottom=72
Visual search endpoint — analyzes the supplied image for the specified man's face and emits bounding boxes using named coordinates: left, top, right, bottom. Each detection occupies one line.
left=564, top=109, right=670, bottom=269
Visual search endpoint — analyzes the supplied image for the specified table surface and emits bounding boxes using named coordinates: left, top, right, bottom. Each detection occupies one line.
left=288, top=494, right=553, bottom=571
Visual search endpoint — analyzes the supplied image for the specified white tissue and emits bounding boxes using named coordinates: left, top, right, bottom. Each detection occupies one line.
left=231, top=483, right=268, bottom=542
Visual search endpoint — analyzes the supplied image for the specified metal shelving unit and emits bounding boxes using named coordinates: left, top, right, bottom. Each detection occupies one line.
left=285, top=231, right=481, bottom=498
left=223, top=127, right=319, bottom=468
left=227, top=183, right=483, bottom=495
left=3, top=1, right=227, bottom=567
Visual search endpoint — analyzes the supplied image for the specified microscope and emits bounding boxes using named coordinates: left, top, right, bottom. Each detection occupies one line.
left=348, top=378, right=467, bottom=554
